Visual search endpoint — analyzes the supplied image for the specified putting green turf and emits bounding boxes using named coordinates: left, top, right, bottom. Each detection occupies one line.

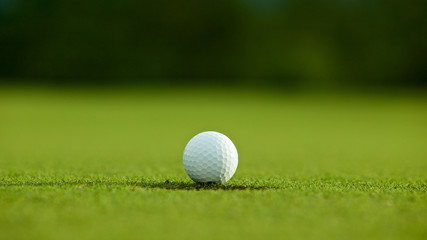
left=0, top=87, right=426, bottom=240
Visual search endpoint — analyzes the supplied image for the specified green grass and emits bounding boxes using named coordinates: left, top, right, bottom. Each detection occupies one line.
left=0, top=87, right=426, bottom=240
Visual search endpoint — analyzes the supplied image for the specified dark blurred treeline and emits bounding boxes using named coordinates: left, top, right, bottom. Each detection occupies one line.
left=0, top=0, right=426, bottom=88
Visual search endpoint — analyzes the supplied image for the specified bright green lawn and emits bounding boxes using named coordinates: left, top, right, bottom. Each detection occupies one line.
left=0, top=87, right=426, bottom=240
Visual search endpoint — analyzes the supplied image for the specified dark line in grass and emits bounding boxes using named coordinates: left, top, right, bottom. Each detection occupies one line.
left=1, top=178, right=425, bottom=192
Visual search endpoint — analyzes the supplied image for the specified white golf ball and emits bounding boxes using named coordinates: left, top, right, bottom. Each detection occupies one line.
left=183, top=131, right=238, bottom=183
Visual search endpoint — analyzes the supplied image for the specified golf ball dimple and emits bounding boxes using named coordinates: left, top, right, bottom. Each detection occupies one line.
left=183, top=131, right=238, bottom=183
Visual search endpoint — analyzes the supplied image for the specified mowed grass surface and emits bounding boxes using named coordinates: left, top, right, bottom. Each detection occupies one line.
left=0, top=87, right=426, bottom=240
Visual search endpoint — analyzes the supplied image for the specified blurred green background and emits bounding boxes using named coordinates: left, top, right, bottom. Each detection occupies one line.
left=0, top=0, right=426, bottom=88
